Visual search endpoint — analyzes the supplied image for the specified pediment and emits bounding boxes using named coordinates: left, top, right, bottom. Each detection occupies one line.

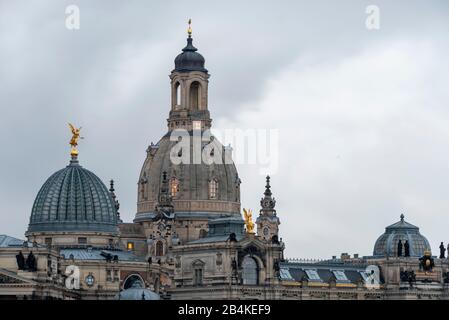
left=238, top=237, right=267, bottom=250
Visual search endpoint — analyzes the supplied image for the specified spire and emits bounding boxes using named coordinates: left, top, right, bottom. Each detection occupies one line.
left=264, top=175, right=272, bottom=197
left=260, top=175, right=276, bottom=216
left=109, top=179, right=122, bottom=222
left=155, top=171, right=174, bottom=217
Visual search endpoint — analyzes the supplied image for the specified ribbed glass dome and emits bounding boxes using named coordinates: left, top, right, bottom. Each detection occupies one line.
left=373, top=214, right=431, bottom=257
left=27, top=157, right=118, bottom=234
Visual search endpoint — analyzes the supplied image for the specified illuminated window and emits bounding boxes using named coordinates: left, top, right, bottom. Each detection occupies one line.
left=192, top=121, right=201, bottom=130
left=127, top=242, right=134, bottom=251
left=209, top=179, right=218, bottom=199
left=170, top=177, right=179, bottom=197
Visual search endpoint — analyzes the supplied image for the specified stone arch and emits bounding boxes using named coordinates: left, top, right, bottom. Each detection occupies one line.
left=189, top=81, right=201, bottom=110
left=172, top=80, right=183, bottom=110
left=123, top=273, right=144, bottom=290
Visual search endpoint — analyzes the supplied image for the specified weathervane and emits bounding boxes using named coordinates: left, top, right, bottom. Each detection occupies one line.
left=243, top=208, right=255, bottom=234
left=68, top=123, right=83, bottom=157
left=188, top=18, right=192, bottom=37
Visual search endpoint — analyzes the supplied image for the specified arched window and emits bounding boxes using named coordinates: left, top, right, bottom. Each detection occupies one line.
left=174, top=81, right=181, bottom=109
left=209, top=179, right=218, bottom=199
left=170, top=177, right=179, bottom=197
left=189, top=81, right=200, bottom=110
left=139, top=173, right=147, bottom=200
left=242, top=256, right=258, bottom=285
left=123, top=274, right=144, bottom=290
left=155, top=241, right=164, bottom=256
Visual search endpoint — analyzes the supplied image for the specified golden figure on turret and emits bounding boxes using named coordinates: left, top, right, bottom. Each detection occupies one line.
left=188, top=18, right=192, bottom=36
left=68, top=123, right=82, bottom=156
left=243, top=208, right=255, bottom=234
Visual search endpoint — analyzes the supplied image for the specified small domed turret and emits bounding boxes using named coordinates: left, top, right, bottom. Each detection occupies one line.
left=173, top=20, right=207, bottom=73
left=373, top=214, right=431, bottom=257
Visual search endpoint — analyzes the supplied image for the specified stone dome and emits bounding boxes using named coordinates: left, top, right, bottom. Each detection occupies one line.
left=115, top=281, right=160, bottom=300
left=27, top=157, right=118, bottom=234
left=373, top=214, right=431, bottom=257
left=135, top=133, right=241, bottom=220
left=174, top=36, right=207, bottom=73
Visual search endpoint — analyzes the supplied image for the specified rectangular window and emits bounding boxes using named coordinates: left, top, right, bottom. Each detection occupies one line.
left=194, top=268, right=203, bottom=286
left=45, top=238, right=52, bottom=246
left=78, top=237, right=87, bottom=245
left=127, top=242, right=134, bottom=251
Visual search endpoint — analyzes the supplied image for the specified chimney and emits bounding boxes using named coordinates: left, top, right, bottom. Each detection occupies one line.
left=340, top=253, right=350, bottom=260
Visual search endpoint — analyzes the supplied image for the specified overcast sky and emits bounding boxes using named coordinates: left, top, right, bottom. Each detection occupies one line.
left=1, top=1, right=449, bottom=259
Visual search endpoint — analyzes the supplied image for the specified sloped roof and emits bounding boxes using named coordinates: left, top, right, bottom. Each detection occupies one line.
left=59, top=248, right=145, bottom=262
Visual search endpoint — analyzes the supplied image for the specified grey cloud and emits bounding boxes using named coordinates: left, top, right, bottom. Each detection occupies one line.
left=0, top=1, right=448, bottom=259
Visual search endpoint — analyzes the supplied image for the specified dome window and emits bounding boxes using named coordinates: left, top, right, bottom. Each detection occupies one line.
left=209, top=179, right=218, bottom=199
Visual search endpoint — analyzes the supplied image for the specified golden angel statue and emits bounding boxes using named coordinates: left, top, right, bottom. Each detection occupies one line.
left=68, top=123, right=83, bottom=156
left=243, top=208, right=255, bottom=234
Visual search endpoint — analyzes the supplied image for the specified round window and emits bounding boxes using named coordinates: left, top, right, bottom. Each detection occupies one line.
left=85, top=274, right=95, bottom=287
